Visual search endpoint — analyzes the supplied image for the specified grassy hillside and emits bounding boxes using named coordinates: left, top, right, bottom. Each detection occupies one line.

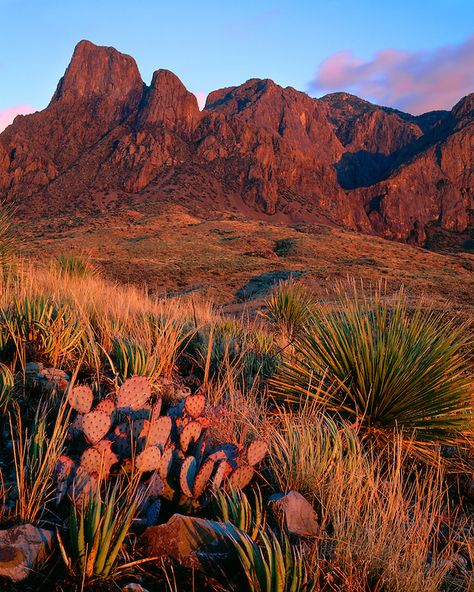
left=0, top=253, right=472, bottom=591
left=17, top=205, right=474, bottom=314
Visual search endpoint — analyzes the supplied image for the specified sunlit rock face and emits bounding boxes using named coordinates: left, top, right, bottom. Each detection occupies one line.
left=1, top=40, right=472, bottom=246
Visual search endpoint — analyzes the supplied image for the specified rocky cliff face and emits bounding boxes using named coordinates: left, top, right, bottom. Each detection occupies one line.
left=0, top=40, right=472, bottom=247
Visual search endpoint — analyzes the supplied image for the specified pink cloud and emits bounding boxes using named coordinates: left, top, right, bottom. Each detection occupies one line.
left=193, top=92, right=208, bottom=110
left=310, top=36, right=474, bottom=114
left=0, top=104, right=36, bottom=133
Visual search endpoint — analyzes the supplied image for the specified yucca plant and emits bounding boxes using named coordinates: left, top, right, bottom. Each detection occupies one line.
left=55, top=254, right=100, bottom=278
left=58, top=479, right=145, bottom=580
left=213, top=487, right=265, bottom=541
left=271, top=282, right=473, bottom=453
left=262, top=279, right=315, bottom=342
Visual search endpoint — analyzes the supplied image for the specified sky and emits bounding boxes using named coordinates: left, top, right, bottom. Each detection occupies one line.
left=0, top=0, right=473, bottom=130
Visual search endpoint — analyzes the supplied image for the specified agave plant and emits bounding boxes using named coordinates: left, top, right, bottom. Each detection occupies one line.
left=213, top=487, right=265, bottom=541
left=58, top=479, right=145, bottom=579
left=225, top=528, right=316, bottom=592
left=271, top=282, right=473, bottom=452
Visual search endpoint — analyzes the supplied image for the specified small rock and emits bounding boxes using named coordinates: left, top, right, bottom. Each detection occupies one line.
left=269, top=491, right=319, bottom=537
left=122, top=584, right=149, bottom=592
left=40, top=368, right=70, bottom=381
left=25, top=362, right=43, bottom=374
left=141, top=514, right=237, bottom=571
left=0, top=524, right=54, bottom=582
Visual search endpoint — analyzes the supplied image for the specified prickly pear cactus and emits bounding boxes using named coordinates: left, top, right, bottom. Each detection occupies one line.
left=58, top=375, right=267, bottom=514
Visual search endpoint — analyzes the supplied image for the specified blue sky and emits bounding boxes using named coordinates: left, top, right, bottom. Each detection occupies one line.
left=0, top=0, right=473, bottom=124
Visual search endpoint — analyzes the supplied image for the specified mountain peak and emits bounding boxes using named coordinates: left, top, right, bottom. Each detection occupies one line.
left=139, top=69, right=201, bottom=131
left=51, top=39, right=143, bottom=104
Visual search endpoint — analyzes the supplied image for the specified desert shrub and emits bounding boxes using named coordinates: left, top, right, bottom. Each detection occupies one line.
left=271, top=281, right=473, bottom=453
left=9, top=397, right=70, bottom=523
left=109, top=335, right=162, bottom=383
left=274, top=237, right=298, bottom=257
left=193, top=319, right=277, bottom=387
left=3, top=294, right=85, bottom=367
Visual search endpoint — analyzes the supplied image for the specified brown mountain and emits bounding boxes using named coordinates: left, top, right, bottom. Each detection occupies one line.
left=1, top=40, right=472, bottom=249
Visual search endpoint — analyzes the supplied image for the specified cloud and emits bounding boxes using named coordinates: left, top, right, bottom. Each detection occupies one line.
left=193, top=92, right=207, bottom=111
left=0, top=104, right=36, bottom=133
left=309, top=35, right=474, bottom=114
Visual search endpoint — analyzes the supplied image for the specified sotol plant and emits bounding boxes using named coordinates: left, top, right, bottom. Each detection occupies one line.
left=271, top=282, right=473, bottom=454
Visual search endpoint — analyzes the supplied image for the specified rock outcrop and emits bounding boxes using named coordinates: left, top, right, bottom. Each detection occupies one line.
left=0, top=524, right=54, bottom=582
left=0, top=40, right=472, bottom=247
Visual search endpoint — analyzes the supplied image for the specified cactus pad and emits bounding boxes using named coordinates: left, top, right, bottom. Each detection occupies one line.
left=208, top=443, right=239, bottom=463
left=184, top=393, right=206, bottom=418
left=68, top=385, right=93, bottom=414
left=246, top=440, right=268, bottom=466
left=147, top=472, right=165, bottom=497
left=95, top=439, right=118, bottom=473
left=180, top=456, right=197, bottom=498
left=151, top=398, right=163, bottom=419
left=117, top=376, right=152, bottom=411
left=212, top=460, right=233, bottom=489
left=69, top=413, right=84, bottom=439
left=136, top=446, right=162, bottom=472
left=145, top=498, right=161, bottom=526
left=80, top=447, right=103, bottom=476
left=192, top=458, right=215, bottom=498
left=70, top=467, right=98, bottom=503
left=148, top=416, right=172, bottom=448
left=179, top=421, right=202, bottom=453
left=227, top=465, right=255, bottom=490
left=82, top=410, right=111, bottom=445
left=159, top=447, right=175, bottom=481
left=132, top=418, right=149, bottom=441
left=95, top=397, right=115, bottom=416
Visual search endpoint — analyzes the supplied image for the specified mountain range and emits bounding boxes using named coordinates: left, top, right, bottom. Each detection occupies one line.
left=0, top=40, right=472, bottom=250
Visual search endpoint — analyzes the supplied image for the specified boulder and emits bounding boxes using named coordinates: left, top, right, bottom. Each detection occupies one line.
left=0, top=524, right=54, bottom=582
left=141, top=514, right=237, bottom=572
left=269, top=491, right=319, bottom=537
